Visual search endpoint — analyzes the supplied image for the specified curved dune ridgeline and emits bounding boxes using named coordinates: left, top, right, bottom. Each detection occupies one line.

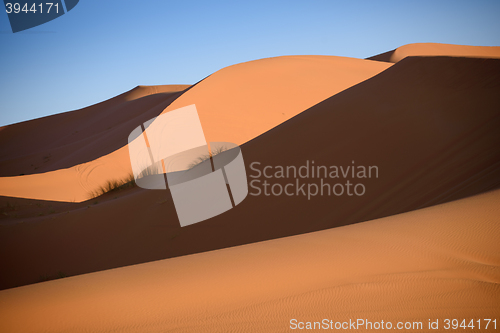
left=0, top=85, right=190, bottom=176
left=0, top=56, right=391, bottom=202
left=0, top=53, right=499, bottom=291
left=368, top=42, right=500, bottom=63
left=1, top=189, right=499, bottom=332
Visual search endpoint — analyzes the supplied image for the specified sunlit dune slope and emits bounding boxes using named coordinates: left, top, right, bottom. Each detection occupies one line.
left=161, top=56, right=392, bottom=145
left=0, top=85, right=189, bottom=176
left=0, top=56, right=391, bottom=202
left=1, top=56, right=499, bottom=290
left=0, top=189, right=498, bottom=333
left=368, top=42, right=500, bottom=63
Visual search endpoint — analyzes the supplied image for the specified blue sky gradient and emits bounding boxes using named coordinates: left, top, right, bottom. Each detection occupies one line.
left=1, top=0, right=499, bottom=126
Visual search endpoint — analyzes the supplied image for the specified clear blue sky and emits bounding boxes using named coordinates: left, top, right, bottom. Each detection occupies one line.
left=1, top=0, right=499, bottom=126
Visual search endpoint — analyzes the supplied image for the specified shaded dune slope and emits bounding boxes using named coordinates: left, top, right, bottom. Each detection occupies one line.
left=0, top=56, right=391, bottom=202
left=1, top=56, right=499, bottom=290
left=0, top=189, right=498, bottom=333
left=0, top=85, right=190, bottom=176
left=368, top=42, right=500, bottom=63
left=162, top=56, right=392, bottom=145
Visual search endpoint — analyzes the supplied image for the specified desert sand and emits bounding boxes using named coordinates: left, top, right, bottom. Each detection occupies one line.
left=1, top=50, right=499, bottom=291
left=0, top=85, right=190, bottom=176
left=0, top=56, right=391, bottom=202
left=368, top=42, right=500, bottom=63
left=0, top=43, right=499, bottom=332
left=0, top=189, right=498, bottom=332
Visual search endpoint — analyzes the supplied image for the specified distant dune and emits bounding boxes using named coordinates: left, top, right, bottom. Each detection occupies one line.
left=1, top=50, right=499, bottom=290
left=1, top=189, right=498, bottom=333
left=368, top=42, right=500, bottom=62
left=0, top=56, right=390, bottom=202
left=0, top=85, right=190, bottom=177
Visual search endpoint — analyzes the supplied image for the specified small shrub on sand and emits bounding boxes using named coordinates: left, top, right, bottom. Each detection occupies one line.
left=137, top=164, right=162, bottom=179
left=88, top=173, right=135, bottom=199
left=188, top=145, right=227, bottom=170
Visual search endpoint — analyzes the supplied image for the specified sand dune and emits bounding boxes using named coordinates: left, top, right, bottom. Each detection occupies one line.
left=1, top=42, right=498, bottom=332
left=0, top=56, right=391, bottom=202
left=161, top=56, right=392, bottom=145
left=0, top=85, right=190, bottom=202
left=0, top=189, right=498, bottom=333
left=368, top=42, right=500, bottom=63
left=0, top=85, right=189, bottom=176
left=1, top=55, right=499, bottom=290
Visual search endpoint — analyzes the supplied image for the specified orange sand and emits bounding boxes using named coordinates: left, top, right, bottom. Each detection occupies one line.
left=0, top=56, right=391, bottom=202
left=0, top=190, right=498, bottom=332
left=368, top=42, right=500, bottom=63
